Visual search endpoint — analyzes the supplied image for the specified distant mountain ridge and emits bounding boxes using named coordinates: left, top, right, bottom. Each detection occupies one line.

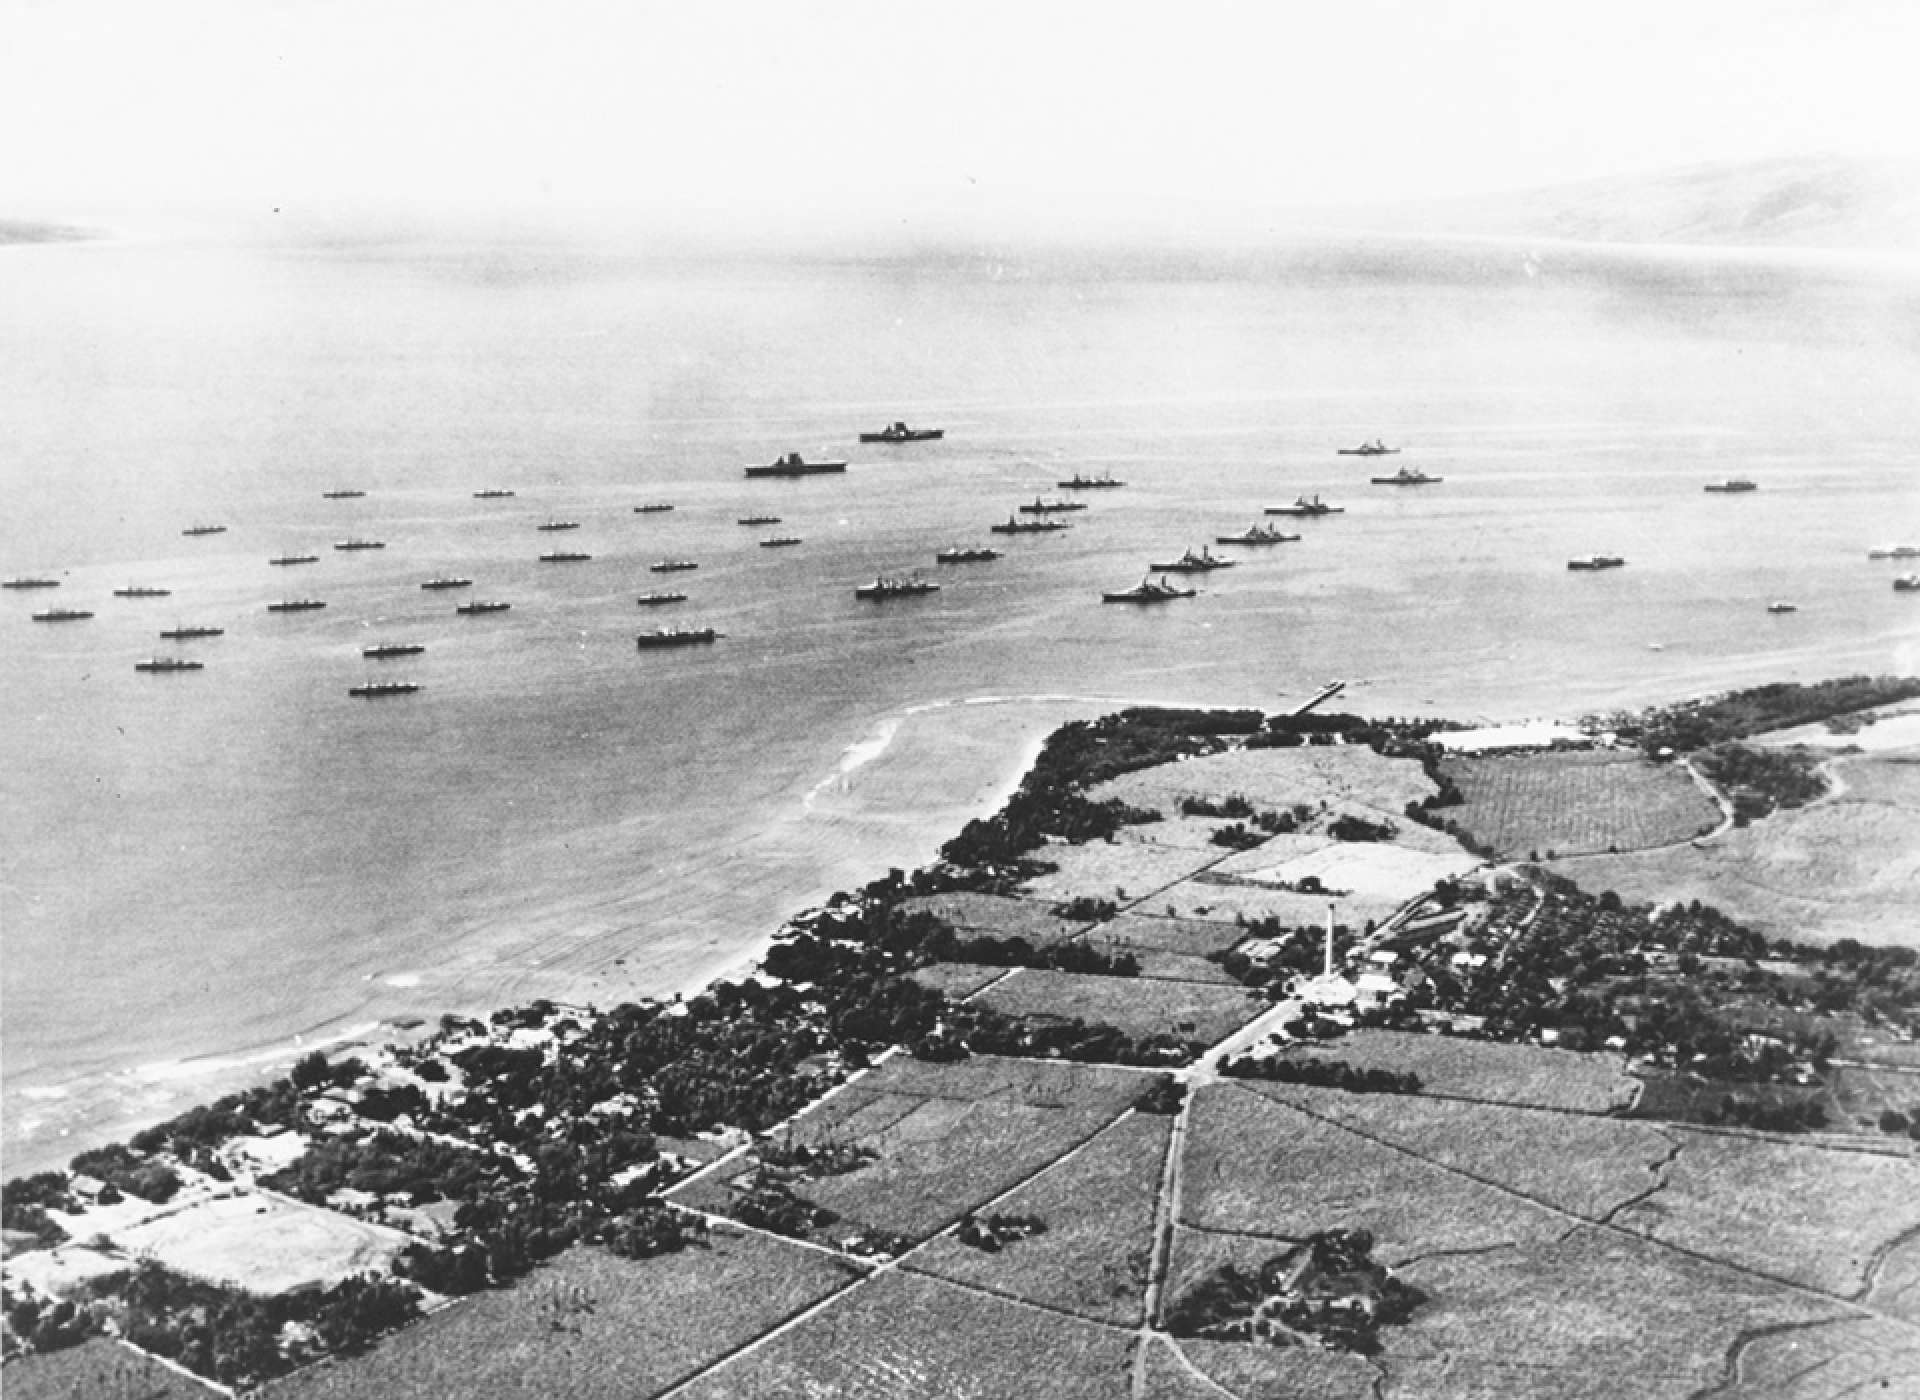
left=1391, top=155, right=1920, bottom=252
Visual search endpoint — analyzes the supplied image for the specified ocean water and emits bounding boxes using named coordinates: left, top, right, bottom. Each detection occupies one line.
left=3, top=223, right=1917, bottom=1176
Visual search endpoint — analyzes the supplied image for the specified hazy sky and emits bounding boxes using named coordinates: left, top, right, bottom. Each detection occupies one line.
left=5, top=0, right=1918, bottom=225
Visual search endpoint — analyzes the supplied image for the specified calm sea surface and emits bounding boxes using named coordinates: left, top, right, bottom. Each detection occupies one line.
left=3, top=224, right=1917, bottom=1174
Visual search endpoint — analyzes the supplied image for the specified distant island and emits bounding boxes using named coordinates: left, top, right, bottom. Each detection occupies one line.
left=0, top=221, right=90, bottom=247
left=5, top=675, right=1920, bottom=1397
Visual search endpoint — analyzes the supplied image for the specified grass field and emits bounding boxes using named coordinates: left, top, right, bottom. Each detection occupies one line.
left=1178, top=1083, right=1568, bottom=1263
left=1091, top=743, right=1439, bottom=819
left=270, top=1232, right=860, bottom=1400
left=3, top=1337, right=207, bottom=1400
left=974, top=967, right=1262, bottom=1045
left=907, top=1111, right=1170, bottom=1326
left=109, top=1191, right=409, bottom=1297
left=1610, top=1127, right=1920, bottom=1297
left=1387, top=1226, right=1846, bottom=1400
left=1867, top=1229, right=1920, bottom=1323
left=1020, top=840, right=1229, bottom=910
left=1241, top=1080, right=1678, bottom=1223
left=1177, top=1336, right=1379, bottom=1400
left=1281, top=1029, right=1639, bottom=1113
left=1708, top=1316, right=1920, bottom=1399
left=1141, top=1336, right=1258, bottom=1400
left=897, top=891, right=1086, bottom=945
left=1213, top=838, right=1481, bottom=921
left=670, top=1055, right=1146, bottom=1246
left=1440, top=749, right=1721, bottom=858
left=907, top=961, right=1012, bottom=1001
left=1078, top=913, right=1243, bottom=983
left=672, top=1269, right=1136, bottom=1400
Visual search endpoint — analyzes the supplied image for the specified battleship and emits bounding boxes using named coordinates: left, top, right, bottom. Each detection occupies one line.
left=936, top=546, right=1002, bottom=564
left=1058, top=472, right=1124, bottom=489
left=1102, top=575, right=1196, bottom=603
left=1265, top=495, right=1346, bottom=517
left=321, top=489, right=367, bottom=499
left=649, top=560, right=698, bottom=573
left=113, top=585, right=172, bottom=598
left=1017, top=497, right=1087, bottom=514
left=760, top=536, right=803, bottom=548
left=3, top=577, right=60, bottom=589
left=854, top=575, right=940, bottom=600
left=859, top=422, right=944, bottom=443
left=30, top=607, right=92, bottom=622
left=267, top=599, right=327, bottom=611
left=135, top=657, right=203, bottom=673
left=743, top=453, right=848, bottom=478
left=1150, top=546, right=1235, bottom=573
left=1370, top=466, right=1442, bottom=486
left=182, top=524, right=228, bottom=537
left=636, top=626, right=721, bottom=649
left=333, top=539, right=386, bottom=552
left=633, top=502, right=674, bottom=513
left=1216, top=523, right=1301, bottom=546
left=539, top=551, right=592, bottom=563
left=636, top=591, right=688, bottom=606
left=474, top=489, right=517, bottom=499
left=420, top=577, right=473, bottom=590
left=738, top=514, right=782, bottom=526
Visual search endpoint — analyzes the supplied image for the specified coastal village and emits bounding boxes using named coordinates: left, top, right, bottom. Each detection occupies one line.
left=7, top=676, right=1920, bottom=1397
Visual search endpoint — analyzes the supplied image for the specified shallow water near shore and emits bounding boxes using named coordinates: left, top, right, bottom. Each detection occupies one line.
left=3, top=222, right=1917, bottom=1176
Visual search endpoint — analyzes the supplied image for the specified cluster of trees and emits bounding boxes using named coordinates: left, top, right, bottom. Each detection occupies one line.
left=1133, top=1075, right=1186, bottom=1115
left=1, top=1172, right=72, bottom=1249
left=1710, top=1094, right=1829, bottom=1133
left=67, top=1144, right=180, bottom=1206
left=1052, top=895, right=1119, bottom=922
left=1218, top=1056, right=1421, bottom=1095
left=1620, top=676, right=1920, bottom=755
left=1164, top=1229, right=1421, bottom=1355
left=1693, top=743, right=1828, bottom=820
left=956, top=1212, right=1047, bottom=1252
left=1327, top=813, right=1396, bottom=843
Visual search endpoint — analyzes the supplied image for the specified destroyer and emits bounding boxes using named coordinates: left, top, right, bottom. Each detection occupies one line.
left=474, top=488, right=517, bottom=499
left=760, top=536, right=802, bottom=548
left=1265, top=495, right=1345, bottom=517
left=1216, top=523, right=1301, bottom=546
left=650, top=559, right=697, bottom=573
left=636, top=626, right=721, bottom=648
left=420, top=577, right=473, bottom=590
left=333, top=539, right=385, bottom=551
left=1102, top=574, right=1196, bottom=603
left=267, top=599, right=327, bottom=611
left=860, top=422, right=944, bottom=443
left=1018, top=497, right=1087, bottom=514
left=1704, top=479, right=1758, bottom=493
left=1058, top=471, right=1124, bottom=489
left=991, top=514, right=1071, bottom=534
left=744, top=452, right=848, bottom=478
left=321, top=489, right=366, bottom=499
left=182, top=523, right=227, bottom=537
left=633, top=502, right=674, bottom=513
left=3, top=577, right=60, bottom=589
left=30, top=607, right=92, bottom=622
left=269, top=553, right=320, bottom=566
left=540, top=551, right=592, bottom=563
left=738, top=514, right=782, bottom=526
left=456, top=600, right=511, bottom=614
left=537, top=520, right=582, bottom=532
left=113, top=585, right=172, bottom=598
left=636, top=591, right=688, bottom=606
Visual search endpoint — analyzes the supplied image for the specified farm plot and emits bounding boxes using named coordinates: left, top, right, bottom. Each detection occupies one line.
left=1280, top=1029, right=1639, bottom=1112
left=1178, top=1082, right=1568, bottom=1263
left=1438, top=749, right=1720, bottom=858
left=1019, top=838, right=1229, bottom=909
left=270, top=1232, right=860, bottom=1400
left=907, top=1111, right=1170, bottom=1326
left=1214, top=838, right=1481, bottom=920
left=669, top=1055, right=1145, bottom=1245
left=896, top=891, right=1085, bottom=945
left=1091, top=742, right=1439, bottom=819
left=1240, top=1080, right=1677, bottom=1223
left=907, top=961, right=1012, bottom=1001
left=1868, top=1230, right=1920, bottom=1323
left=671, top=1268, right=1135, bottom=1400
left=1385, top=1226, right=1845, bottom=1400
left=1609, top=1127, right=1920, bottom=1297
left=1176, top=1337, right=1379, bottom=1400
left=1710, top=1316, right=1920, bottom=1399
left=1141, top=1337, right=1261, bottom=1400
left=1073, top=913, right=1243, bottom=984
left=975, top=967, right=1262, bottom=1046
left=4, top=1338, right=207, bottom=1400
left=110, top=1191, right=408, bottom=1297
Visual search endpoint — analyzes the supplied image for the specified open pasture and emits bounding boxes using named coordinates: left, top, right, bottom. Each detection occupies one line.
left=1282, top=1028, right=1639, bottom=1112
left=1178, top=1083, right=1568, bottom=1262
left=974, top=967, right=1262, bottom=1046
left=1610, top=1127, right=1920, bottom=1297
left=1019, top=838, right=1229, bottom=909
left=110, top=1191, right=409, bottom=1297
left=1440, top=748, right=1720, bottom=858
left=270, top=1232, right=859, bottom=1400
left=1177, top=1337, right=1379, bottom=1400
left=907, top=961, right=1012, bottom=1001
left=897, top=891, right=1086, bottom=945
left=1710, top=1316, right=1920, bottom=1399
left=4, top=1338, right=207, bottom=1400
left=671, top=1269, right=1135, bottom=1400
left=907, top=1111, right=1170, bottom=1326
left=1090, top=742, right=1439, bottom=819
left=1215, top=838, right=1480, bottom=916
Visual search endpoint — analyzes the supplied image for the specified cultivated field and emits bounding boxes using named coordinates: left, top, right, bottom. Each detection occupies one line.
left=896, top=891, right=1086, bottom=945
left=907, top=1111, right=1170, bottom=1326
left=1214, top=837, right=1481, bottom=919
left=1280, top=1028, right=1639, bottom=1112
left=670, top=1055, right=1145, bottom=1244
left=1440, top=749, right=1721, bottom=858
left=1177, top=1083, right=1568, bottom=1262
left=1177, top=1336, right=1379, bottom=1400
left=906, top=961, right=1011, bottom=1001
left=1075, top=913, right=1243, bottom=984
left=1609, top=1127, right=1920, bottom=1297
left=270, top=1232, right=859, bottom=1400
left=973, top=967, right=1263, bottom=1045
left=671, top=1269, right=1135, bottom=1400
left=4, top=1337, right=206, bottom=1400
left=1710, top=1316, right=1920, bottom=1399
left=1386, top=1226, right=1846, bottom=1400
left=1019, top=839, right=1230, bottom=909
left=110, top=1192, right=409, bottom=1297
left=1091, top=743, right=1440, bottom=819
left=1142, top=1337, right=1266, bottom=1400
left=1242, top=1080, right=1677, bottom=1222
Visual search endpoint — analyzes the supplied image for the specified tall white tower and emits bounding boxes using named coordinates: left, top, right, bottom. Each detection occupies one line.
left=1323, top=902, right=1337, bottom=978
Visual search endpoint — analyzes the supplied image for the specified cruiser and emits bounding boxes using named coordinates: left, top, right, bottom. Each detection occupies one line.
left=990, top=514, right=1071, bottom=535
left=135, top=657, right=203, bottom=673
left=854, top=575, right=939, bottom=600
left=1567, top=555, right=1626, bottom=571
left=420, top=577, right=473, bottom=590
left=474, top=488, right=517, bottom=499
left=31, top=607, right=92, bottom=622
left=1265, top=495, right=1345, bottom=517
left=1370, top=466, right=1441, bottom=485
left=363, top=643, right=426, bottom=659
left=1018, top=497, right=1087, bottom=514
left=159, top=625, right=224, bottom=640
left=322, top=489, right=367, bottom=499
left=348, top=681, right=420, bottom=698
left=1150, top=546, right=1234, bottom=573
left=3, top=577, right=60, bottom=589
left=456, top=600, right=511, bottom=614
left=650, top=559, right=697, bottom=573
left=182, top=523, right=227, bottom=537
left=633, top=502, right=674, bottom=513
left=537, top=520, right=581, bottom=532
left=540, top=551, right=592, bottom=563
left=1338, top=439, right=1398, bottom=455
left=1102, top=574, right=1196, bottom=604
left=859, top=422, right=944, bottom=443
left=1216, top=523, right=1301, bottom=546
left=760, top=536, right=802, bottom=548
left=114, top=585, right=172, bottom=598
left=270, top=553, right=320, bottom=566
left=1059, top=471, right=1124, bottom=489
left=636, top=626, right=721, bottom=649
left=936, top=546, right=1002, bottom=564
left=1704, top=479, right=1758, bottom=493
left=744, top=453, right=848, bottom=478
left=636, top=591, right=688, bottom=606
left=334, top=539, right=385, bottom=551
left=267, top=598, right=327, bottom=611
left=738, top=514, right=782, bottom=526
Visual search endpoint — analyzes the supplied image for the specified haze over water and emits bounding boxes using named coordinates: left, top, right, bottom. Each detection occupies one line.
left=3, top=220, right=1917, bottom=1176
